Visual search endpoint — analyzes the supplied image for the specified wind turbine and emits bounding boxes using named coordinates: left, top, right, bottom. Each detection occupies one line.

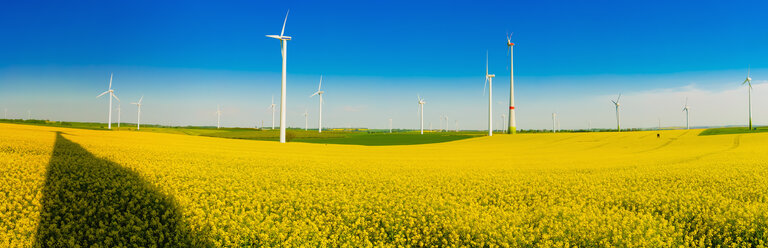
left=130, top=96, right=143, bottom=130
left=266, top=10, right=292, bottom=143
left=117, top=104, right=121, bottom=129
left=552, top=113, right=557, bottom=133
left=507, top=32, right=517, bottom=134
left=444, top=115, right=448, bottom=133
left=611, top=93, right=621, bottom=132
left=389, top=118, right=393, bottom=133
left=216, top=105, right=222, bottom=129
left=417, top=95, right=426, bottom=134
left=500, top=114, right=506, bottom=133
left=96, top=73, right=120, bottom=129
left=303, top=109, right=308, bottom=131
left=742, top=67, right=753, bottom=130
left=27, top=110, right=31, bottom=120
left=682, top=97, right=690, bottom=129
left=483, top=51, right=495, bottom=136
left=310, top=75, right=324, bottom=133
left=268, top=96, right=276, bottom=130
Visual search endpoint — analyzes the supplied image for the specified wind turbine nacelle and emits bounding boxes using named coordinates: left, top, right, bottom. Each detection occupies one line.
left=487, top=74, right=495, bottom=78
left=507, top=42, right=515, bottom=46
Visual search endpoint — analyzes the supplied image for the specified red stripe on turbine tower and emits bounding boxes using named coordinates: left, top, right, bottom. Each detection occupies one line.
left=509, top=106, right=515, bottom=110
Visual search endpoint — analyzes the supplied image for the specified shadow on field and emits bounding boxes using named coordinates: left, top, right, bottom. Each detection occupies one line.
left=35, top=132, right=210, bottom=247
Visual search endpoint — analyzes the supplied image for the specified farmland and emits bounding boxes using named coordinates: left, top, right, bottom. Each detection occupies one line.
left=1, top=123, right=767, bottom=247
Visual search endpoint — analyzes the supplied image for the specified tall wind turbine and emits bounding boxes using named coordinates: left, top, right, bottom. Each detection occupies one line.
left=611, top=93, right=621, bottom=132
left=97, top=73, right=120, bottom=129
left=742, top=67, right=753, bottom=130
left=389, top=118, right=393, bottom=133
left=417, top=95, right=426, bottom=134
left=266, top=10, right=292, bottom=143
left=269, top=96, right=276, bottom=130
left=216, top=105, right=222, bottom=129
left=483, top=51, right=495, bottom=136
left=682, top=97, right=690, bottom=129
left=310, top=75, right=324, bottom=133
left=130, top=96, right=143, bottom=130
left=507, top=32, right=517, bottom=134
left=303, top=109, right=308, bottom=131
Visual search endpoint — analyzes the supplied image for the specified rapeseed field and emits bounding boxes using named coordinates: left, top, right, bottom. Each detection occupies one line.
left=1, top=123, right=766, bottom=247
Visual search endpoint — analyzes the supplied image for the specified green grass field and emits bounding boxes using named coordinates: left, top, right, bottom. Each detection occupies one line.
left=0, top=119, right=482, bottom=145
left=699, top=126, right=768, bottom=136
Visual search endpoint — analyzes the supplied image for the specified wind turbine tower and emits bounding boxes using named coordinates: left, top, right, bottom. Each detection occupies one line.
left=552, top=113, right=557, bottom=133
left=266, top=10, right=292, bottom=143
left=303, top=109, right=308, bottom=131
left=310, top=75, right=324, bottom=133
left=96, top=73, right=120, bottom=129
left=683, top=97, right=690, bottom=130
left=216, top=105, right=222, bottom=129
left=130, top=96, right=143, bottom=130
left=484, top=51, right=495, bottom=136
left=389, top=118, right=393, bottom=133
left=742, top=67, right=753, bottom=130
left=611, top=94, right=622, bottom=132
left=269, top=96, right=276, bottom=130
left=117, top=104, right=121, bottom=128
left=507, top=32, right=517, bottom=134
left=417, top=95, right=426, bottom=134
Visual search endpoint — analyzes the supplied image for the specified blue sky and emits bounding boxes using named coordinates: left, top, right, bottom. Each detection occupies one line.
left=1, top=0, right=767, bottom=130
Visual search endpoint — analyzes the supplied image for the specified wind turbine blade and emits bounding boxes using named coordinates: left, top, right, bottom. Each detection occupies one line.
left=483, top=77, right=488, bottom=96
left=318, top=75, right=322, bottom=91
left=139, top=95, right=143, bottom=104
left=610, top=100, right=616, bottom=105
left=97, top=91, right=109, bottom=98
left=281, top=10, right=289, bottom=37
left=617, top=93, right=622, bottom=103
left=109, top=73, right=113, bottom=89
left=310, top=92, right=318, bottom=97
left=111, top=93, right=120, bottom=102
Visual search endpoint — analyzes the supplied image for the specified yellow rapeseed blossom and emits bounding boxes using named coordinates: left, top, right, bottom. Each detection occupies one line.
left=0, top=123, right=766, bottom=247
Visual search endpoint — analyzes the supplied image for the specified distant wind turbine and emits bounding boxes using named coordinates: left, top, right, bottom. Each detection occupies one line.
left=117, top=104, right=121, bottom=129
left=417, top=95, right=426, bottom=134
left=266, top=10, right=292, bottom=143
left=310, top=75, right=324, bottom=133
left=96, top=73, right=120, bottom=129
left=27, top=110, right=31, bottom=120
left=552, top=113, right=557, bottom=133
left=216, top=105, right=222, bottom=129
left=303, top=109, right=308, bottom=131
left=483, top=51, right=495, bottom=136
left=389, top=118, right=393, bottom=133
left=742, top=67, right=753, bottom=130
left=130, top=96, right=143, bottom=130
left=682, top=97, right=690, bottom=129
left=611, top=93, right=622, bottom=132
left=268, top=96, right=276, bottom=130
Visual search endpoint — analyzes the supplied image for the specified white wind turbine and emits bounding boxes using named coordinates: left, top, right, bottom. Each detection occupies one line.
left=742, top=67, right=753, bottom=130
left=266, top=10, right=292, bottom=143
left=303, top=109, right=308, bottom=131
left=417, top=95, right=426, bottom=134
left=552, top=113, right=557, bottom=133
left=507, top=32, right=517, bottom=134
left=483, top=51, right=495, bottom=136
left=682, top=97, right=690, bottom=129
left=130, top=96, right=143, bottom=130
left=117, top=103, right=121, bottom=129
left=310, top=75, right=324, bottom=133
left=96, top=73, right=120, bottom=129
left=611, top=93, right=621, bottom=132
left=268, top=96, right=276, bottom=130
left=216, top=105, right=222, bottom=129
left=389, top=118, right=393, bottom=133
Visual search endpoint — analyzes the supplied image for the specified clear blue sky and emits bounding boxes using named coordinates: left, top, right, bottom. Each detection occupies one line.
left=1, top=0, right=767, bottom=130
